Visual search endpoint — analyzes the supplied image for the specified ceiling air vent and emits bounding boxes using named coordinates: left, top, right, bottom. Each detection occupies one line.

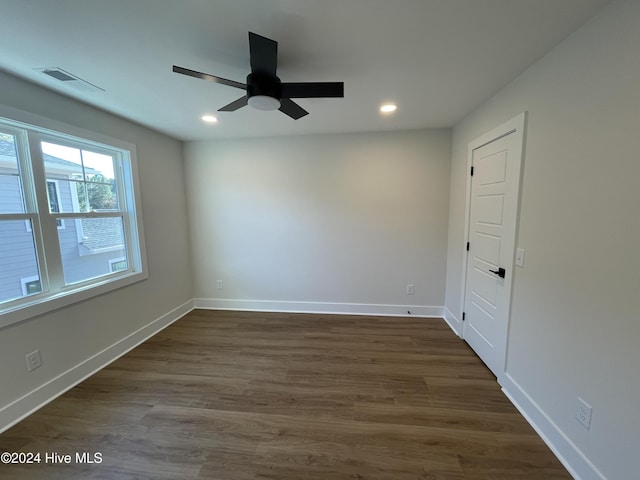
left=36, top=67, right=104, bottom=93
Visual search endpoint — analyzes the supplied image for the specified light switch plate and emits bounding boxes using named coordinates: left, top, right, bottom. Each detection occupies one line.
left=515, top=248, right=525, bottom=267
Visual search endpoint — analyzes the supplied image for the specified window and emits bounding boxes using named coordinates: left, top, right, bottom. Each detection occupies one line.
left=46, top=180, right=64, bottom=228
left=109, top=257, right=128, bottom=273
left=0, top=112, right=147, bottom=327
left=20, top=276, right=42, bottom=296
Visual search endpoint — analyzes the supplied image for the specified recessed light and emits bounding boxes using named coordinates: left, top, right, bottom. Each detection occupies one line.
left=380, top=103, right=397, bottom=113
left=201, top=114, right=218, bottom=123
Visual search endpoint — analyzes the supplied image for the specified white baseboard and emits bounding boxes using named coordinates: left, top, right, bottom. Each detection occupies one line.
left=500, top=373, right=606, bottom=480
left=442, top=307, right=463, bottom=337
left=0, top=299, right=194, bottom=434
left=194, top=298, right=443, bottom=318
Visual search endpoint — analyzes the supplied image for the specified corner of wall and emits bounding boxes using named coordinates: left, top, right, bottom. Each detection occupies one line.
left=0, top=300, right=194, bottom=434
left=442, top=307, right=463, bottom=337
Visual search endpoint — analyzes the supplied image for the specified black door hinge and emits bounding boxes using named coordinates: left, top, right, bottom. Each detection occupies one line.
left=466, top=242, right=470, bottom=251
left=470, top=166, right=474, bottom=176
left=462, top=312, right=466, bottom=321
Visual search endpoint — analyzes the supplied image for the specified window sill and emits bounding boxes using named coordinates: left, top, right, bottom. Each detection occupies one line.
left=0, top=271, right=148, bottom=330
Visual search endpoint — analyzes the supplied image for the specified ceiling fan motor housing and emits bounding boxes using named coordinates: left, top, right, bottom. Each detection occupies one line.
left=247, top=73, right=281, bottom=101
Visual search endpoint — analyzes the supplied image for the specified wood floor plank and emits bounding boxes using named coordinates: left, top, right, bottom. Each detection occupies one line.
left=0, top=310, right=570, bottom=479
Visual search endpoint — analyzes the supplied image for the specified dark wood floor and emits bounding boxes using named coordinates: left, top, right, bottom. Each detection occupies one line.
left=0, top=310, right=570, bottom=479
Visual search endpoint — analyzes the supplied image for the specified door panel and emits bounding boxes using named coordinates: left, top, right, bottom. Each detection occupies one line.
left=475, top=195, right=505, bottom=225
left=476, top=150, right=507, bottom=185
left=474, top=232, right=501, bottom=266
left=468, top=297, right=495, bottom=343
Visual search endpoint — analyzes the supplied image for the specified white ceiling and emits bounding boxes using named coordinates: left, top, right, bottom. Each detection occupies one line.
left=0, top=0, right=611, bottom=141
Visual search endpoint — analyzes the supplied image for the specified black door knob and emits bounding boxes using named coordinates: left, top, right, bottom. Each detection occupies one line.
left=489, top=267, right=506, bottom=278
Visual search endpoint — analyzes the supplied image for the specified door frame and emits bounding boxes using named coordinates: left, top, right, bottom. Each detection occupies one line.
left=459, top=112, right=527, bottom=380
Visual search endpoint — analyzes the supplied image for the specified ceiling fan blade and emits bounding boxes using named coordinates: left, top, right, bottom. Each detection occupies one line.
left=278, top=99, right=309, bottom=120
left=281, top=82, right=344, bottom=98
left=218, top=96, right=248, bottom=112
left=249, top=32, right=278, bottom=76
left=172, top=65, right=246, bottom=90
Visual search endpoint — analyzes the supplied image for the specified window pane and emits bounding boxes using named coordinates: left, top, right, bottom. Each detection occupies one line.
left=42, top=141, right=119, bottom=212
left=58, top=216, right=127, bottom=285
left=82, top=150, right=115, bottom=183
left=81, top=150, right=118, bottom=211
left=87, top=180, right=119, bottom=211
left=0, top=132, right=25, bottom=213
left=42, top=141, right=83, bottom=178
left=0, top=220, right=41, bottom=304
left=66, top=180, right=120, bottom=213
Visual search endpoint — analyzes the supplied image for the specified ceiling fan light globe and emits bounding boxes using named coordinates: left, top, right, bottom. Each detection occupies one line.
left=248, top=95, right=281, bottom=111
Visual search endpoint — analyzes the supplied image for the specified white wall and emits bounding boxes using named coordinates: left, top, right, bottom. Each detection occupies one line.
left=445, top=0, right=639, bottom=478
left=0, top=71, right=193, bottom=431
left=185, top=129, right=451, bottom=316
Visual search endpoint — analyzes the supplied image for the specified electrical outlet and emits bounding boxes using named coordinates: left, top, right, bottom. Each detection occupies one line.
left=575, top=397, right=592, bottom=429
left=216, top=280, right=223, bottom=290
left=406, top=284, right=415, bottom=295
left=25, top=350, right=42, bottom=372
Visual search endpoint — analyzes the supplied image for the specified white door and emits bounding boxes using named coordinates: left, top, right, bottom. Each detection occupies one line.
left=463, top=115, right=524, bottom=378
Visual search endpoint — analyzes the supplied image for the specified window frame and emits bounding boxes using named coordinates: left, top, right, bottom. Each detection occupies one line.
left=0, top=105, right=148, bottom=328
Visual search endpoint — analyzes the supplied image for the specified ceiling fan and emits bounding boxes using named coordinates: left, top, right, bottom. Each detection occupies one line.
left=173, top=32, right=344, bottom=120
